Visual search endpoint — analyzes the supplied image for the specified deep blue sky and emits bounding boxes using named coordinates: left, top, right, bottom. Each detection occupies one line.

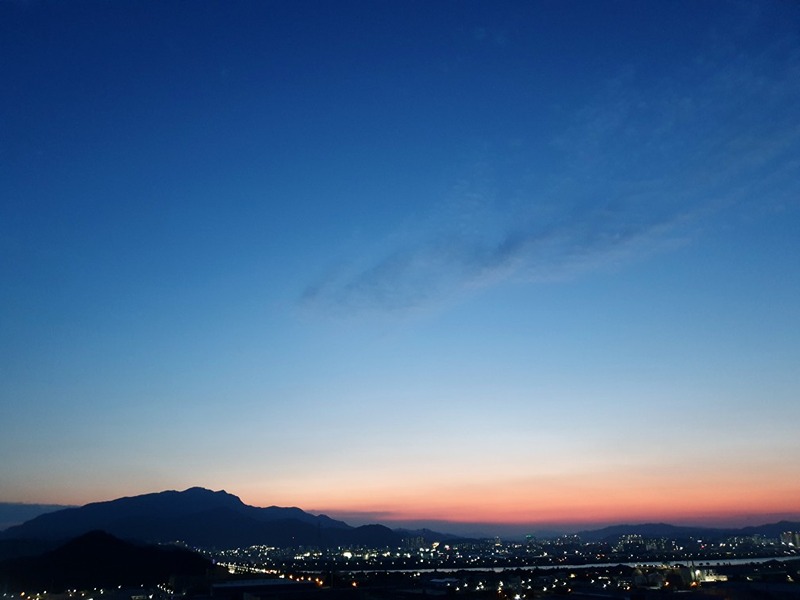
left=2, top=0, right=799, bottom=530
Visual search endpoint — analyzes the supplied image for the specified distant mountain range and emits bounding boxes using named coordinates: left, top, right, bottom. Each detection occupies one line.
left=577, top=521, right=800, bottom=543
left=0, top=487, right=405, bottom=549
left=1, top=487, right=798, bottom=552
left=0, top=502, right=73, bottom=531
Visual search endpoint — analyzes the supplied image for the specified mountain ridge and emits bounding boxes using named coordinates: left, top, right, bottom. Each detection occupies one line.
left=0, top=487, right=400, bottom=549
left=576, top=520, right=800, bottom=543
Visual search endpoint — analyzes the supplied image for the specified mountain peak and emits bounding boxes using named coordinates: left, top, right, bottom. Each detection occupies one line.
left=181, top=486, right=227, bottom=495
left=173, top=487, right=244, bottom=505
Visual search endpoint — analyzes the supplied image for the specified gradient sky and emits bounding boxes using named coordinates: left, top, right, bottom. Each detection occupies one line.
left=2, top=1, right=800, bottom=533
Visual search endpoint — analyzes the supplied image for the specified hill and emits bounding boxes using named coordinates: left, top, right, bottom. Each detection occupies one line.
left=578, top=520, right=800, bottom=543
left=0, top=530, right=211, bottom=592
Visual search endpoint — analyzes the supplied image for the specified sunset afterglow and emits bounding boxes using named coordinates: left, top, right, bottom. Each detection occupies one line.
left=2, top=0, right=799, bottom=535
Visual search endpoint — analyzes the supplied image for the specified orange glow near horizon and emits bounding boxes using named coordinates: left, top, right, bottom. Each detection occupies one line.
left=241, top=465, right=800, bottom=528
left=10, top=461, right=800, bottom=530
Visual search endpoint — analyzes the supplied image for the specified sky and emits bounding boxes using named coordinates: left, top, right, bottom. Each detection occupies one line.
left=2, top=0, right=800, bottom=535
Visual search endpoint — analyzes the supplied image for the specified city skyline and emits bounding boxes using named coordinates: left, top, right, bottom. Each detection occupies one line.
left=2, top=1, right=800, bottom=529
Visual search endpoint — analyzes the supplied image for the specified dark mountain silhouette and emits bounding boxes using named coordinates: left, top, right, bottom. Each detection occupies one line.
left=0, top=530, right=211, bottom=592
left=578, top=520, right=800, bottom=543
left=577, top=522, right=717, bottom=542
left=734, top=520, right=800, bottom=539
left=394, top=527, right=467, bottom=542
left=0, top=487, right=401, bottom=549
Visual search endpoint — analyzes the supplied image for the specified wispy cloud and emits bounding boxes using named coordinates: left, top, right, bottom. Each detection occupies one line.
left=301, top=27, right=800, bottom=315
left=301, top=206, right=688, bottom=315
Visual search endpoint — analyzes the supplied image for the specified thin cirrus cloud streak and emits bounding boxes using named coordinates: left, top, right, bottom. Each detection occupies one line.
left=303, top=190, right=688, bottom=315
left=301, top=36, right=800, bottom=315
left=302, top=211, right=685, bottom=313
